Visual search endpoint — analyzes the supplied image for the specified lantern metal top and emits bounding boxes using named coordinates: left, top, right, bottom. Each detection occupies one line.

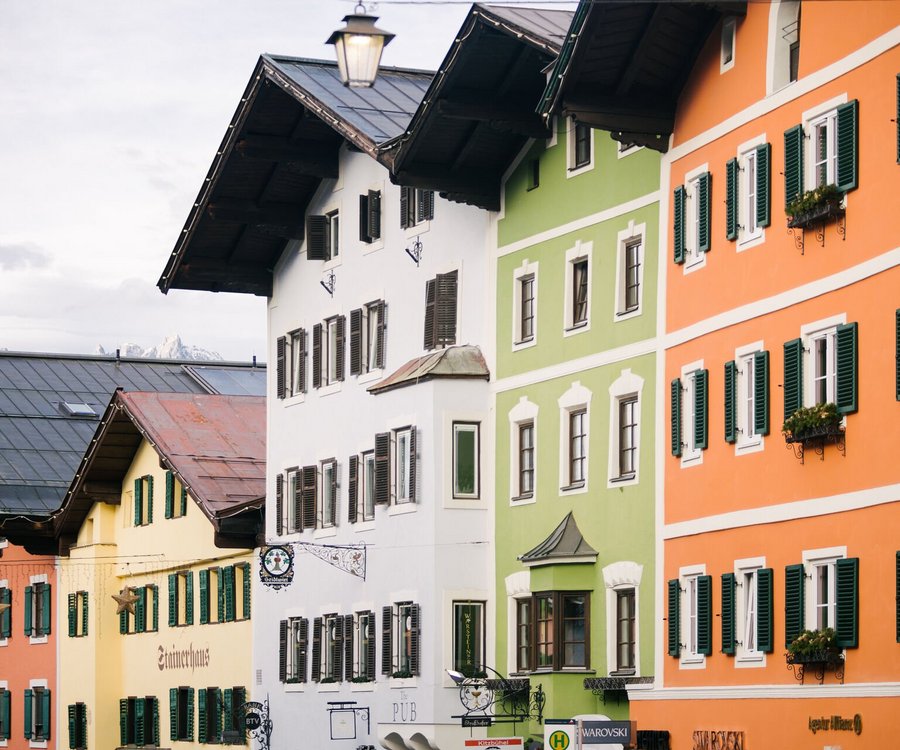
left=326, top=5, right=396, bottom=88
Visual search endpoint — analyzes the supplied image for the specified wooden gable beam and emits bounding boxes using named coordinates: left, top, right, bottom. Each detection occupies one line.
left=236, top=135, right=339, bottom=178
left=207, top=198, right=303, bottom=227
left=175, top=259, right=273, bottom=296
left=436, top=100, right=550, bottom=139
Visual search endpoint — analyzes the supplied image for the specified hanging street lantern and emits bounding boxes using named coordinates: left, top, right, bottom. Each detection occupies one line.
left=326, top=3, right=395, bottom=88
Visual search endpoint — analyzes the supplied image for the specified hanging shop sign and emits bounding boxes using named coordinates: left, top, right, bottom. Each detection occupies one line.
left=465, top=738, right=523, bottom=749
left=259, top=545, right=294, bottom=590
left=808, top=713, right=862, bottom=735
left=691, top=731, right=744, bottom=750
left=580, top=721, right=636, bottom=746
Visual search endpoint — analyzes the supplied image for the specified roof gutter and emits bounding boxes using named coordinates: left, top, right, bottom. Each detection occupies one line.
left=536, top=0, right=590, bottom=119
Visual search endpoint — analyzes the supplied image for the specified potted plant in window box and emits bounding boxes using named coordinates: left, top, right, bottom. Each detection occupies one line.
left=782, top=402, right=842, bottom=444
left=787, top=184, right=844, bottom=229
left=785, top=628, right=842, bottom=665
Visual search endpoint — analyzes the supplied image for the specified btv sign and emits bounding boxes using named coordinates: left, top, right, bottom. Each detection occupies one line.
left=580, top=721, right=636, bottom=745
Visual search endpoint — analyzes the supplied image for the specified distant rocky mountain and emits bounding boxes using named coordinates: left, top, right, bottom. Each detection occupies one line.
left=95, top=335, right=223, bottom=362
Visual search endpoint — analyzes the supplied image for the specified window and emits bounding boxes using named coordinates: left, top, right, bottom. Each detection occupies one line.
left=602, top=561, right=642, bottom=677
left=613, top=589, right=636, bottom=674
left=164, top=471, right=188, bottom=519
left=133, top=475, right=154, bottom=526
left=516, top=422, right=535, bottom=500
left=199, top=569, right=221, bottom=625
left=516, top=592, right=589, bottom=671
left=726, top=143, right=771, bottom=247
left=354, top=611, right=376, bottom=682
left=25, top=581, right=51, bottom=638
left=279, top=617, right=309, bottom=683
left=202, top=563, right=252, bottom=624
left=572, top=260, right=588, bottom=328
left=624, top=240, right=641, bottom=313
left=320, top=459, right=337, bottom=529
left=119, top=697, right=159, bottom=747
left=0, top=586, right=9, bottom=640
left=721, top=16, right=736, bottom=71
left=350, top=301, right=385, bottom=376
left=25, top=687, right=51, bottom=742
left=359, top=190, right=381, bottom=243
left=306, top=210, right=340, bottom=260
left=568, top=119, right=593, bottom=172
left=785, top=549, right=859, bottom=649
left=423, top=271, right=458, bottom=350
left=452, top=601, right=485, bottom=677
left=67, top=591, right=89, bottom=637
left=519, top=275, right=535, bottom=342
left=312, top=614, right=343, bottom=682
left=725, top=347, right=770, bottom=451
left=382, top=602, right=420, bottom=678
left=616, top=397, right=638, bottom=480
left=0, top=689, right=8, bottom=741
left=668, top=571, right=711, bottom=664
left=673, top=171, right=710, bottom=267
left=119, top=585, right=158, bottom=634
left=722, top=562, right=773, bottom=662
left=312, top=316, right=345, bottom=389
left=563, top=243, right=592, bottom=333
left=559, top=382, right=591, bottom=492
left=509, top=397, right=538, bottom=503
left=671, top=365, right=708, bottom=464
left=400, top=187, right=434, bottom=228
left=68, top=702, right=87, bottom=749
left=289, top=329, right=306, bottom=396
left=566, top=409, right=587, bottom=489
left=168, top=688, right=194, bottom=742
left=394, top=427, right=416, bottom=505
left=452, top=422, right=480, bottom=499
left=512, top=260, right=539, bottom=349
left=198, top=688, right=223, bottom=744
left=167, top=571, right=193, bottom=628
left=348, top=451, right=376, bottom=524
left=276, top=469, right=300, bottom=535
left=221, top=687, right=246, bottom=744
left=527, top=159, right=540, bottom=190
left=769, top=1, right=800, bottom=92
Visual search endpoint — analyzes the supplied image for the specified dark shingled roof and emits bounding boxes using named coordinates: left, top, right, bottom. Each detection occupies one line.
left=519, top=512, right=597, bottom=566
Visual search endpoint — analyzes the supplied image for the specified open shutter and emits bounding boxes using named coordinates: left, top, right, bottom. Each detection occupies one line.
left=374, top=300, right=386, bottom=368
left=400, top=186, right=411, bottom=229
left=835, top=557, right=859, bottom=648
left=783, top=338, right=804, bottom=421
left=301, top=465, right=317, bottom=530
left=697, top=172, right=711, bottom=253
left=381, top=606, right=393, bottom=675
left=336, top=315, right=346, bottom=381
left=119, top=604, right=128, bottom=635
left=408, top=427, right=417, bottom=504
left=409, top=603, right=421, bottom=675
left=119, top=699, right=128, bottom=746
left=186, top=573, right=194, bottom=625
left=298, top=329, right=307, bottom=394
left=697, top=575, right=712, bottom=656
left=275, top=474, right=284, bottom=536
left=242, top=563, right=251, bottom=619
left=756, top=143, right=771, bottom=227
left=223, top=566, right=236, bottom=622
left=670, top=378, right=682, bottom=457
left=835, top=322, right=858, bottom=414
left=374, top=433, right=391, bottom=505
left=169, top=689, right=178, bottom=742
left=724, top=361, right=737, bottom=443
left=721, top=573, right=735, bottom=655
left=756, top=568, right=774, bottom=653
left=135, top=696, right=145, bottom=747
left=68, top=592, right=76, bottom=637
left=725, top=158, right=738, bottom=241
left=298, top=618, right=309, bottom=682
left=24, top=585, right=32, bottom=636
left=312, top=323, right=322, bottom=389
left=68, top=704, right=77, bottom=748
left=134, top=478, right=143, bottom=525
left=784, top=563, right=806, bottom=648
left=165, top=470, right=174, bottom=518
left=41, top=584, right=51, bottom=635
left=359, top=194, right=370, bottom=242
left=423, top=278, right=436, bottom=350
left=135, top=587, right=146, bottom=633
left=332, top=618, right=344, bottom=680
left=199, top=569, right=209, bottom=624
left=349, top=308, right=363, bottom=376
left=197, top=689, right=207, bottom=744
left=168, top=574, right=177, bottom=627
left=754, top=350, right=770, bottom=435
left=435, top=270, right=458, bottom=347
left=673, top=185, right=686, bottom=264
left=216, top=569, right=225, bottom=623
left=41, top=689, right=51, bottom=741
left=329, top=464, right=337, bottom=526
left=187, top=689, right=194, bottom=741
left=348, top=455, right=359, bottom=524
left=368, top=190, right=381, bottom=240
left=0, top=588, right=11, bottom=638
left=279, top=620, right=288, bottom=682
left=835, top=99, right=859, bottom=192
left=146, top=475, right=154, bottom=524
left=693, top=369, right=708, bottom=450
left=24, top=688, right=32, bottom=739
left=223, top=690, right=233, bottom=736
left=276, top=335, right=286, bottom=399
left=667, top=579, right=681, bottom=657
left=311, top=617, right=322, bottom=682
left=152, top=585, right=159, bottom=631
left=306, top=215, right=327, bottom=260
left=366, top=612, right=377, bottom=678
left=344, top=615, right=355, bottom=681
left=423, top=190, right=435, bottom=221
left=0, top=690, right=9, bottom=741
left=784, top=124, right=804, bottom=209
left=293, top=471, right=303, bottom=532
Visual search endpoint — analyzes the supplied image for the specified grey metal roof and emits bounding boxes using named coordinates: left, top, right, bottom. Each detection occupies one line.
left=367, top=345, right=490, bottom=395
left=518, top=512, right=598, bottom=566
left=263, top=56, right=432, bottom=144
left=481, top=4, right=577, bottom=48
left=0, top=352, right=265, bottom=516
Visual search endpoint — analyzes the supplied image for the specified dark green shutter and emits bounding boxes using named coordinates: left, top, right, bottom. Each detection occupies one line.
left=275, top=474, right=284, bottom=536
left=697, top=575, right=712, bottom=656
left=198, top=689, right=208, bottom=744
left=119, top=699, right=128, bottom=746
left=673, top=186, right=686, bottom=264
left=24, top=688, right=32, bottom=739
left=835, top=321, right=858, bottom=414
left=199, top=569, right=209, bottom=624
left=667, top=579, right=681, bottom=657
left=181, top=485, right=188, bottom=516
left=135, top=587, right=145, bottom=633
left=217, top=568, right=226, bottom=623
left=279, top=620, right=288, bottom=682
left=165, top=471, right=174, bottom=519
left=168, top=574, right=178, bottom=627
left=724, top=361, right=737, bottom=443
left=224, top=566, right=235, bottom=622
left=242, top=563, right=251, bottom=619
left=835, top=557, right=859, bottom=648
left=725, top=158, right=738, bottom=241
left=409, top=603, right=421, bottom=675
left=694, top=369, right=709, bottom=450
left=306, top=215, right=327, bottom=260
left=721, top=573, right=736, bottom=655
left=186, top=572, right=194, bottom=625
left=756, top=143, right=771, bottom=227
left=69, top=704, right=78, bottom=748
left=0, top=588, right=10, bottom=638
left=134, top=478, right=143, bottom=525
left=697, top=172, right=711, bottom=253
left=784, top=124, right=804, bottom=209
left=312, top=323, right=322, bottom=390
left=757, top=568, right=774, bottom=653
left=784, top=563, right=806, bottom=648
left=301, top=465, right=317, bottom=530
left=369, top=190, right=381, bottom=240
left=835, top=99, right=858, bottom=192
left=374, top=300, right=385, bottom=369
left=120, top=604, right=128, bottom=635
left=41, top=689, right=51, bottom=741
left=670, top=378, right=682, bottom=457
left=754, top=350, right=770, bottom=435
left=783, top=338, right=804, bottom=420
left=359, top=194, right=369, bottom=243
left=223, top=689, right=233, bottom=735
left=187, top=689, right=194, bottom=741
left=68, top=592, right=76, bottom=637
left=41, top=584, right=51, bottom=635
left=146, top=475, right=154, bottom=524
left=336, top=314, right=346, bottom=381
left=24, top=585, right=33, bottom=636
left=169, top=689, right=177, bottom=742
left=81, top=593, right=88, bottom=637
left=0, top=690, right=9, bottom=741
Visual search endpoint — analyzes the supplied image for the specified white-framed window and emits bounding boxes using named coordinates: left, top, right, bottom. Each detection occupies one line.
left=509, top=397, right=538, bottom=503
left=767, top=1, right=801, bottom=93
left=563, top=241, right=592, bottom=334
left=567, top=118, right=594, bottom=176
left=559, top=381, right=591, bottom=494
left=451, top=421, right=480, bottom=499
left=603, top=561, right=642, bottom=677
left=25, top=680, right=50, bottom=745
left=400, top=187, right=434, bottom=231
left=679, top=564, right=708, bottom=668
left=284, top=468, right=300, bottom=534
left=730, top=557, right=770, bottom=666
left=687, top=173, right=707, bottom=269
left=732, top=342, right=767, bottom=454
left=0, top=681, right=9, bottom=745
left=617, top=397, right=638, bottom=479
left=731, top=135, right=769, bottom=251
left=383, top=601, right=420, bottom=678
left=608, top=369, right=643, bottom=486
left=364, top=302, right=382, bottom=373
left=452, top=600, right=486, bottom=677
left=319, top=459, right=337, bottom=529
left=394, top=427, right=414, bottom=505
left=801, top=546, right=849, bottom=633
left=25, top=576, right=50, bottom=642
left=360, top=451, right=376, bottom=522
left=674, top=165, right=710, bottom=272
left=0, top=580, right=10, bottom=644
left=288, top=328, right=305, bottom=397
left=721, top=15, right=736, bottom=72
left=284, top=616, right=308, bottom=684
left=325, top=209, right=340, bottom=261
left=321, top=613, right=341, bottom=682
left=512, top=259, right=539, bottom=349
left=800, top=315, right=845, bottom=407
left=614, top=221, right=645, bottom=319
left=353, top=610, right=376, bottom=682
left=325, top=317, right=340, bottom=385
left=801, top=95, right=850, bottom=192
left=675, top=361, right=707, bottom=467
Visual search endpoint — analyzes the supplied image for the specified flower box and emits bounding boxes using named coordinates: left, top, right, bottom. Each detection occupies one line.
left=782, top=403, right=842, bottom=443
left=786, top=185, right=845, bottom=230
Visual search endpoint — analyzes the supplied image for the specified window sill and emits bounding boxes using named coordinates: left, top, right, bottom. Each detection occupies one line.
left=323, top=255, right=343, bottom=273
left=351, top=681, right=375, bottom=692
left=530, top=668, right=596, bottom=675
left=679, top=451, right=703, bottom=469
left=679, top=655, right=706, bottom=670
left=361, top=238, right=385, bottom=256
left=564, top=322, right=590, bottom=337
left=735, top=653, right=766, bottom=668
left=316, top=382, right=342, bottom=398
left=390, top=676, right=418, bottom=689
left=512, top=337, right=537, bottom=353
left=608, top=473, right=638, bottom=489
left=28, top=635, right=49, bottom=645
left=283, top=393, right=306, bottom=407
left=388, top=503, right=417, bottom=517
left=353, top=520, right=376, bottom=533
left=736, top=231, right=765, bottom=253
left=405, top=221, right=430, bottom=238
left=735, top=437, right=764, bottom=456
left=510, top=493, right=534, bottom=504
left=317, top=682, right=341, bottom=693
left=357, top=369, right=383, bottom=386
left=560, top=482, right=586, bottom=495
left=566, top=162, right=594, bottom=179
left=313, top=527, right=337, bottom=540
left=284, top=681, right=306, bottom=693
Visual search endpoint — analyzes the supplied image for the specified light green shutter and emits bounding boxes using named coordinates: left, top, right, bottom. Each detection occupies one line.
left=24, top=585, right=33, bottom=636
left=835, top=557, right=859, bottom=648
left=784, top=563, right=806, bottom=648
left=68, top=593, right=77, bottom=637
left=756, top=143, right=771, bottom=227
left=693, top=369, right=709, bottom=450
left=671, top=378, right=682, bottom=457
left=757, top=568, right=773, bottom=653
left=725, top=158, right=738, bottom=241
left=754, top=350, right=770, bottom=436
left=199, top=569, right=209, bottom=624
left=165, top=471, right=174, bottom=519
left=134, top=479, right=143, bottom=526
left=41, top=584, right=51, bottom=635
left=784, top=124, right=804, bottom=209
left=24, top=688, right=32, bottom=739
left=667, top=579, right=681, bottom=657
left=783, top=339, right=804, bottom=421
left=697, top=172, right=711, bottom=253
left=673, top=186, right=686, bottom=264
left=168, top=574, right=178, bottom=627
left=697, top=575, right=712, bottom=656
left=146, top=475, right=154, bottom=524
left=835, top=322, right=858, bottom=414
left=724, top=361, right=737, bottom=443
left=835, top=99, right=858, bottom=192
left=721, top=573, right=735, bottom=655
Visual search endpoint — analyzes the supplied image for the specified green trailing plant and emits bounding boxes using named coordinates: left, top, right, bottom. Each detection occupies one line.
left=350, top=676, right=374, bottom=683
left=391, top=670, right=413, bottom=679
left=787, top=183, right=842, bottom=218
left=782, top=402, right=841, bottom=439
left=787, top=627, right=838, bottom=657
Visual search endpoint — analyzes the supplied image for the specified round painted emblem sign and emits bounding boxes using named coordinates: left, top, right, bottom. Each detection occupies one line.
left=259, top=545, right=294, bottom=590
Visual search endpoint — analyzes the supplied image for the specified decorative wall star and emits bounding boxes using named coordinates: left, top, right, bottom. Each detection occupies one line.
left=112, top=587, right=139, bottom=614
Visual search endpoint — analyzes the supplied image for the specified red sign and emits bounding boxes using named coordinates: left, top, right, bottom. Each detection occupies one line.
left=465, top=740, right=524, bottom=749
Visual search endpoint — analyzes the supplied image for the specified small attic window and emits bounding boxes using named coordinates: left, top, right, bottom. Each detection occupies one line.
left=59, top=401, right=97, bottom=417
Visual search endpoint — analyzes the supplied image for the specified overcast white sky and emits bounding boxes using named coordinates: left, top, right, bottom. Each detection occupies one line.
left=0, top=0, right=475, bottom=361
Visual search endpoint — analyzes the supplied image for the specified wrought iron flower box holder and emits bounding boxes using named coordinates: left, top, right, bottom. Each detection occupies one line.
left=784, top=424, right=845, bottom=463
left=785, top=649, right=845, bottom=684
left=787, top=199, right=845, bottom=254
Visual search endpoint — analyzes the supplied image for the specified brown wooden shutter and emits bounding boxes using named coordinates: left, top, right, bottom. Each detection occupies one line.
left=409, top=603, right=421, bottom=675
left=423, top=278, right=436, bottom=350
left=301, top=466, right=317, bottom=530
left=275, top=474, right=284, bottom=536
left=349, top=308, right=363, bottom=376
left=311, top=617, right=322, bottom=682
left=368, top=190, right=381, bottom=240
left=293, top=472, right=303, bottom=532
left=374, top=300, right=386, bottom=369
left=348, top=455, right=359, bottom=524
left=312, top=324, right=322, bottom=389
left=332, top=616, right=344, bottom=680
left=423, top=190, right=434, bottom=221
left=336, top=315, right=346, bottom=381
left=276, top=336, right=286, bottom=399
left=329, top=463, right=337, bottom=527
left=400, top=187, right=410, bottom=229
left=307, top=216, right=328, bottom=260
left=298, top=328, right=307, bottom=394
left=359, top=194, right=370, bottom=243
left=344, top=615, right=355, bottom=681
left=298, top=618, right=309, bottom=682
left=366, top=611, right=376, bottom=677
left=374, top=433, right=391, bottom=505
left=279, top=620, right=288, bottom=682
left=381, top=606, right=393, bottom=675
left=408, top=427, right=417, bottom=504
left=435, top=270, right=458, bottom=347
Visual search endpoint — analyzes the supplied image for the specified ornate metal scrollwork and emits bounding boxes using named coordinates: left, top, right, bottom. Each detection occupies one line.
left=450, top=667, right=544, bottom=725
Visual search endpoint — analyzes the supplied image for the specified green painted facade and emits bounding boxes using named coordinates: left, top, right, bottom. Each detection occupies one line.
left=492, top=122, right=660, bottom=740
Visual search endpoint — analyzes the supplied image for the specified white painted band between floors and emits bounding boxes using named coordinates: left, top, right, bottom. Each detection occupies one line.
left=627, top=682, right=900, bottom=701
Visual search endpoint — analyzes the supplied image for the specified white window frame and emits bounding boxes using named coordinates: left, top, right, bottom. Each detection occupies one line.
left=512, top=259, right=539, bottom=351
left=288, top=328, right=305, bottom=399
left=614, top=221, right=645, bottom=320
left=800, top=314, right=846, bottom=408
left=616, top=141, right=643, bottom=159
left=360, top=180, right=386, bottom=255
left=603, top=561, right=642, bottom=677
left=802, top=546, right=847, bottom=632
left=802, top=95, right=849, bottom=191
left=683, top=165, right=708, bottom=272
left=563, top=241, right=592, bottom=335
left=324, top=317, right=340, bottom=386
left=558, top=382, right=592, bottom=495
left=364, top=302, right=382, bottom=375
left=679, top=360, right=705, bottom=468
left=720, top=15, right=736, bottom=73
left=286, top=615, right=307, bottom=688
left=451, top=421, right=480, bottom=500
left=607, top=369, right=643, bottom=487
left=735, top=134, right=767, bottom=251
left=27, top=678, right=49, bottom=749
left=679, top=564, right=706, bottom=668
left=321, top=613, right=341, bottom=684
left=319, top=459, right=337, bottom=530
left=394, top=427, right=413, bottom=505
left=734, top=341, right=765, bottom=455
left=734, top=556, right=767, bottom=667
left=566, top=117, right=594, bottom=177
left=360, top=451, right=376, bottom=523
left=403, top=188, right=432, bottom=237
left=504, top=572, right=531, bottom=675
left=284, top=468, right=300, bottom=534
left=28, top=574, right=49, bottom=645
left=325, top=209, right=340, bottom=262
left=353, top=610, right=376, bottom=684
left=509, top=398, right=538, bottom=505
left=766, top=0, right=801, bottom=94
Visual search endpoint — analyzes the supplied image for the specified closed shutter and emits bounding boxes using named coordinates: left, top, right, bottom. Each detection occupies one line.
left=381, top=606, right=393, bottom=675
left=298, top=329, right=307, bottom=394
left=23, top=585, right=32, bottom=636
left=408, top=427, right=417, bottom=503
left=336, top=315, right=346, bottom=381
left=307, top=215, right=327, bottom=260
left=199, top=569, right=209, bottom=624
left=186, top=572, right=194, bottom=625
left=68, top=704, right=77, bottom=748
left=693, top=369, right=708, bottom=450
left=697, top=172, right=711, bottom=253
left=134, top=478, right=143, bottom=526
left=835, top=557, right=859, bottom=648
left=146, top=475, right=154, bottom=524
left=725, top=158, right=738, bottom=241
left=301, top=466, right=317, bottom=530
left=670, top=378, right=682, bottom=457
left=423, top=190, right=435, bottom=221
left=366, top=611, right=377, bottom=678
left=293, top=471, right=303, bottom=532
left=783, top=338, right=804, bottom=421
left=223, top=690, right=233, bottom=735
left=435, top=270, right=458, bottom=347
left=667, top=579, right=681, bottom=657
left=754, top=350, right=770, bottom=435
left=721, top=573, right=735, bottom=655
left=152, top=585, right=159, bottom=632
left=135, top=587, right=146, bottom=633
left=119, top=603, right=128, bottom=635
left=835, top=322, right=858, bottom=414
left=276, top=336, right=286, bottom=399
left=784, top=563, right=806, bottom=648
left=783, top=124, right=804, bottom=209
left=224, top=566, right=236, bottom=622
left=348, top=455, right=358, bottom=524
left=756, top=568, right=774, bottom=653
left=187, top=688, right=194, bottom=741
left=697, top=575, right=712, bottom=656
left=835, top=99, right=858, bottom=192
left=0, top=690, right=9, bottom=741
left=0, top=588, right=10, bottom=638
left=135, top=696, right=145, bottom=746
left=119, top=698, right=128, bottom=746
left=41, top=584, right=52, bottom=635
left=374, top=300, right=386, bottom=369
left=359, top=194, right=370, bottom=242
left=181, top=484, right=188, bottom=516
left=24, top=688, right=33, bottom=739
left=68, top=592, right=76, bottom=637
left=673, top=186, right=686, bottom=264
left=756, top=143, right=771, bottom=227
left=344, top=615, right=355, bottom=681
left=332, top=617, right=344, bottom=680
left=198, top=689, right=207, bottom=744
left=374, top=433, right=391, bottom=504
left=41, top=689, right=51, bottom=741
left=165, top=470, right=174, bottom=518
left=369, top=190, right=381, bottom=240
left=275, top=473, right=284, bottom=536
left=312, top=323, right=322, bottom=389
left=81, top=594, right=88, bottom=637
left=409, top=603, right=421, bottom=675
left=168, top=574, right=177, bottom=627
left=724, top=360, right=737, bottom=443
left=311, top=617, right=322, bottom=682
left=279, top=620, right=288, bottom=682
left=349, top=308, right=363, bottom=376
left=298, top=618, right=309, bottom=682
left=211, top=690, right=222, bottom=742
left=423, top=278, right=436, bottom=350
left=169, top=689, right=178, bottom=742
left=400, top=186, right=411, bottom=229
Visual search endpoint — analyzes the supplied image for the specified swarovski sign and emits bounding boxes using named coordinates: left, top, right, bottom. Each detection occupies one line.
left=580, top=721, right=636, bottom=745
